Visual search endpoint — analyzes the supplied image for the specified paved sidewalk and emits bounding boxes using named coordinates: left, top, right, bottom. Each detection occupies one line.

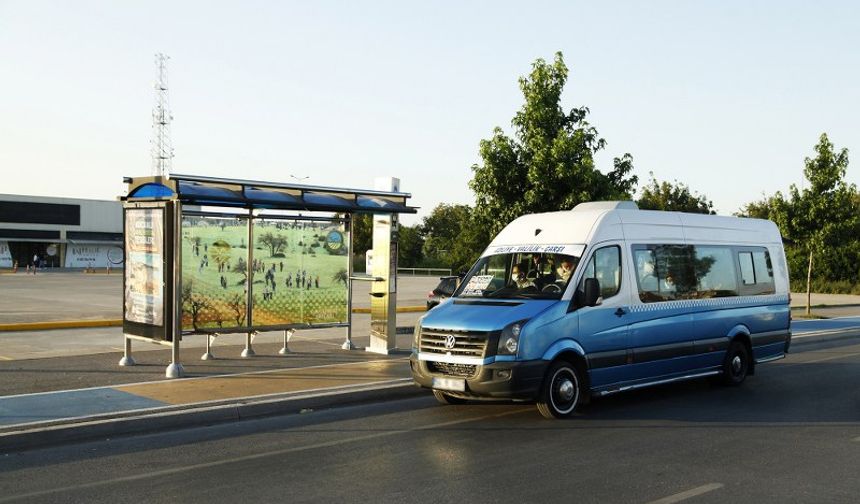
left=0, top=358, right=411, bottom=427
left=0, top=334, right=422, bottom=455
left=790, top=292, right=860, bottom=307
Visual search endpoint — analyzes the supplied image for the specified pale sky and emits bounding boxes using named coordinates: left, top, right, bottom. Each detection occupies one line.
left=1, top=1, right=858, bottom=225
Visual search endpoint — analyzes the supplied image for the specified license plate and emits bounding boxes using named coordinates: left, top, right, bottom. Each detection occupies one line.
left=432, top=377, right=466, bottom=392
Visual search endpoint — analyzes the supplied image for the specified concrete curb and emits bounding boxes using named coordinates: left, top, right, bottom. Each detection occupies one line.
left=0, top=379, right=423, bottom=452
left=0, top=319, right=123, bottom=332
left=792, top=328, right=860, bottom=345
left=0, top=306, right=428, bottom=332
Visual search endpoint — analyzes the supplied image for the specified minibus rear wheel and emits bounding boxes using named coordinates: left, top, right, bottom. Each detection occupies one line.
left=432, top=390, right=467, bottom=405
left=537, top=360, right=582, bottom=419
left=721, top=340, right=751, bottom=386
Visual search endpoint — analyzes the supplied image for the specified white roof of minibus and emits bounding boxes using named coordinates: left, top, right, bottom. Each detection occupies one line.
left=488, top=201, right=782, bottom=248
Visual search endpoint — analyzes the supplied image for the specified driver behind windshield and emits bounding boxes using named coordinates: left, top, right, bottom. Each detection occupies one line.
left=511, top=264, right=534, bottom=289
left=556, top=257, right=575, bottom=282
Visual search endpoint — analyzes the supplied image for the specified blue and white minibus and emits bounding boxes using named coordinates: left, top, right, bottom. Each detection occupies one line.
left=410, top=201, right=791, bottom=418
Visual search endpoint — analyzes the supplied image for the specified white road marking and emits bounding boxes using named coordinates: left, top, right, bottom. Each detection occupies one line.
left=646, top=483, right=724, bottom=504
left=853, top=436, right=860, bottom=442
left=0, top=406, right=531, bottom=503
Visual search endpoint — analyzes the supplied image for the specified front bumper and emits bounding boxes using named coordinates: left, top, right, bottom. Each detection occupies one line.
left=410, top=355, right=546, bottom=400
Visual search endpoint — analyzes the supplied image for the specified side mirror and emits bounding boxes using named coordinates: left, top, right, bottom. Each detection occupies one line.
left=583, top=278, right=601, bottom=307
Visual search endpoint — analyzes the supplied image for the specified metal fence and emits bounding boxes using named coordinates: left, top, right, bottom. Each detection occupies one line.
left=396, top=267, right=452, bottom=276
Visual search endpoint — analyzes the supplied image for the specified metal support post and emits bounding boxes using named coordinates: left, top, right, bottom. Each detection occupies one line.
left=241, top=331, right=256, bottom=358
left=118, top=335, right=136, bottom=366
left=201, top=333, right=217, bottom=360
left=279, top=329, right=294, bottom=355
left=342, top=214, right=356, bottom=350
left=166, top=337, right=184, bottom=378
left=166, top=201, right=185, bottom=379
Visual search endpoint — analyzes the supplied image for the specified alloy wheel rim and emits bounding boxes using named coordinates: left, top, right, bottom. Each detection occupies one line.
left=731, top=354, right=744, bottom=376
left=550, top=368, right=579, bottom=414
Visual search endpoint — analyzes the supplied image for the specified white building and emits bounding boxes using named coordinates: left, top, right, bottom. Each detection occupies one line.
left=0, top=194, right=122, bottom=269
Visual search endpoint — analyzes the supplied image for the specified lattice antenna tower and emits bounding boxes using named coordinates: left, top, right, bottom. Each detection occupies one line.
left=150, top=53, right=174, bottom=177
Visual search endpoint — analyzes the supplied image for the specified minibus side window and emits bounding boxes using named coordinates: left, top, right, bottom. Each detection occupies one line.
left=693, top=246, right=738, bottom=297
left=579, top=246, right=621, bottom=299
left=738, top=248, right=775, bottom=295
left=739, top=252, right=755, bottom=285
left=633, top=245, right=696, bottom=302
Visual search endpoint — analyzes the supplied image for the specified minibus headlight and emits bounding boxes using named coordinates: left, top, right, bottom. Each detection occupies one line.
left=497, top=321, right=527, bottom=355
left=503, top=336, right=518, bottom=354
left=413, top=324, right=421, bottom=351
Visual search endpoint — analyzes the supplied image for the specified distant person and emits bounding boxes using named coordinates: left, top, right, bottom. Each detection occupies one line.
left=315, top=274, right=320, bottom=289
left=32, top=254, right=38, bottom=275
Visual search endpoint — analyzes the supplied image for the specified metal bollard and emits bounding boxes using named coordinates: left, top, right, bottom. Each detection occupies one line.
left=201, top=333, right=217, bottom=360
left=279, top=329, right=295, bottom=355
left=241, top=331, right=257, bottom=358
left=118, top=336, right=136, bottom=366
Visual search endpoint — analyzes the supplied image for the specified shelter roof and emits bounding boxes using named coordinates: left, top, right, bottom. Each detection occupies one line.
left=122, top=173, right=417, bottom=214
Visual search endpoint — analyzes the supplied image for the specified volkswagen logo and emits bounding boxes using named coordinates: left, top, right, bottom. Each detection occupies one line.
left=444, top=334, right=457, bottom=350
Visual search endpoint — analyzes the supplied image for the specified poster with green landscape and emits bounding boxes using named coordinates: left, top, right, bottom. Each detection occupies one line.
left=180, top=215, right=249, bottom=332
left=180, top=214, right=349, bottom=333
left=250, top=218, right=349, bottom=326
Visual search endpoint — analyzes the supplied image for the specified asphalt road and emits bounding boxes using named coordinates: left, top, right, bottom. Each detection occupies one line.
left=1, top=334, right=858, bottom=503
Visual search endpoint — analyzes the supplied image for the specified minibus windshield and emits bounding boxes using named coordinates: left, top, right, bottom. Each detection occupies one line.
left=456, top=251, right=582, bottom=300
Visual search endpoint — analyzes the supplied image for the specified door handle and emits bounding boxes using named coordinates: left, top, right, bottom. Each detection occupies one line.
left=614, top=307, right=627, bottom=317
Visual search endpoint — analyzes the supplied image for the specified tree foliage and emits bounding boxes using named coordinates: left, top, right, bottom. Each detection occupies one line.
left=258, top=232, right=287, bottom=257
left=351, top=213, right=373, bottom=255
left=397, top=224, right=424, bottom=268
left=740, top=133, right=857, bottom=308
left=421, top=204, right=484, bottom=273
left=637, top=172, right=714, bottom=214
left=469, top=52, right=638, bottom=237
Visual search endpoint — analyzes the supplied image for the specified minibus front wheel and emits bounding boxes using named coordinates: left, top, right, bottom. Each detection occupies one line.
left=537, top=360, right=582, bottom=419
left=721, top=339, right=751, bottom=386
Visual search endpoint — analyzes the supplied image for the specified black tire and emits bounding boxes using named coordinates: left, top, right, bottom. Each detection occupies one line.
left=536, top=360, right=582, bottom=419
left=721, top=340, right=751, bottom=386
left=432, top=390, right=467, bottom=405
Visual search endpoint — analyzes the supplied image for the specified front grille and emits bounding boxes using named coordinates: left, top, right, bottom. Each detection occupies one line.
left=427, top=361, right=478, bottom=378
left=419, top=329, right=488, bottom=358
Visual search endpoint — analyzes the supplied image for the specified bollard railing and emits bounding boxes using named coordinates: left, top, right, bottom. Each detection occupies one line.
left=396, top=267, right=452, bottom=276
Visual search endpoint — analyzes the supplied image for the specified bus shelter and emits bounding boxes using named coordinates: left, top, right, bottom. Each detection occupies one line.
left=119, top=173, right=416, bottom=378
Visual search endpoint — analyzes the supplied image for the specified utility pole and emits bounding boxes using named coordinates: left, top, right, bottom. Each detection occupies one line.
left=151, top=53, right=174, bottom=177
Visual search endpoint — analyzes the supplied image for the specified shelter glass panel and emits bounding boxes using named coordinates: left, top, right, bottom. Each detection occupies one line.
left=180, top=215, right=249, bottom=332
left=250, top=218, right=349, bottom=326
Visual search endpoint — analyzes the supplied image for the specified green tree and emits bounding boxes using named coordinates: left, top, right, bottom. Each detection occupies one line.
left=637, top=172, right=715, bottom=214
left=794, top=134, right=855, bottom=313
left=740, top=134, right=856, bottom=314
left=397, top=224, right=424, bottom=267
left=469, top=52, right=638, bottom=237
left=350, top=214, right=372, bottom=255
left=421, top=204, right=485, bottom=273
left=258, top=232, right=287, bottom=257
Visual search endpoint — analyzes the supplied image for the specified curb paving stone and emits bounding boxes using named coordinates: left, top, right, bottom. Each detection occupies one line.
left=0, top=380, right=421, bottom=452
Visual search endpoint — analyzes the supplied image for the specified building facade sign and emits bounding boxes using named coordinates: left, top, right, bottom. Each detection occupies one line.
left=64, top=245, right=114, bottom=268
left=0, top=241, right=11, bottom=268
